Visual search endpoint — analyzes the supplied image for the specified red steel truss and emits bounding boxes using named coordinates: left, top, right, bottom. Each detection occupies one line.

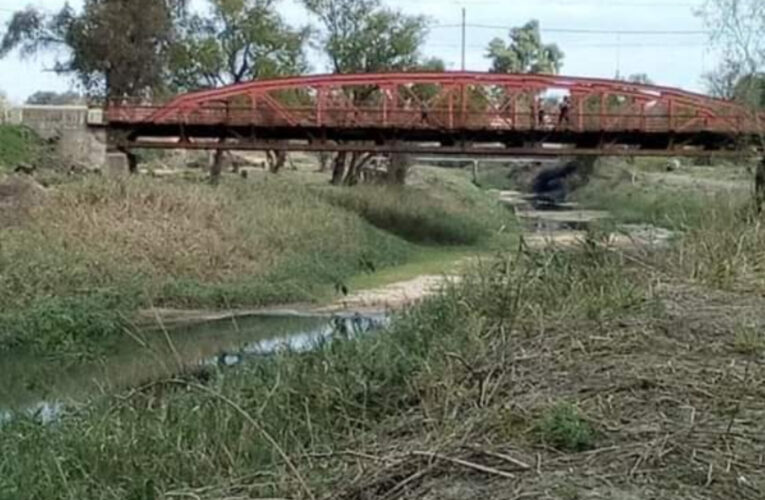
left=105, top=72, right=763, bottom=155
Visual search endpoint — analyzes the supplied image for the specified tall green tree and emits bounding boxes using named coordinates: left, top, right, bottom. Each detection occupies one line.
left=169, top=0, right=309, bottom=90
left=303, top=0, right=428, bottom=74
left=486, top=20, right=564, bottom=74
left=1, top=1, right=187, bottom=99
left=302, top=0, right=432, bottom=185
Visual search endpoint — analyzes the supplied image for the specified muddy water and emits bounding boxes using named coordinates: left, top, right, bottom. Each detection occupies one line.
left=0, top=312, right=385, bottom=419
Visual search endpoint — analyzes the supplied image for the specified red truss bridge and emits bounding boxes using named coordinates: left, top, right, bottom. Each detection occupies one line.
left=106, top=72, right=764, bottom=157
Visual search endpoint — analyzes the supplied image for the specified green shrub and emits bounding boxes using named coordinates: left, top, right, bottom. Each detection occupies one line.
left=0, top=126, right=43, bottom=168
left=537, top=402, right=596, bottom=452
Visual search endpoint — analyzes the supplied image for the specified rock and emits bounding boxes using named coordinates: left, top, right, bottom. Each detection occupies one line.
left=14, top=163, right=36, bottom=175
left=665, top=159, right=681, bottom=172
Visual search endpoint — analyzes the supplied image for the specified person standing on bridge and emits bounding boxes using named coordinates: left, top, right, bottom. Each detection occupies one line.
left=420, top=102, right=429, bottom=125
left=537, top=100, right=546, bottom=128
left=558, top=96, right=571, bottom=128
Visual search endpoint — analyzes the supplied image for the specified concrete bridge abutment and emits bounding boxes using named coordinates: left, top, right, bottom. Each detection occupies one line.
left=3, top=105, right=107, bottom=170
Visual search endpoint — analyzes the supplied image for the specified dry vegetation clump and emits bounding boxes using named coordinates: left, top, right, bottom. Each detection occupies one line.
left=24, top=176, right=396, bottom=282
left=328, top=282, right=765, bottom=500
left=0, top=169, right=511, bottom=354
left=0, top=175, right=48, bottom=228
left=0, top=175, right=413, bottom=353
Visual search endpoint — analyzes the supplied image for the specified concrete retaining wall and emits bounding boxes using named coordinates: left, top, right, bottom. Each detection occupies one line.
left=3, top=105, right=106, bottom=168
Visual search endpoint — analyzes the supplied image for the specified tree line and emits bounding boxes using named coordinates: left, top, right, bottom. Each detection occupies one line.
left=0, top=1, right=564, bottom=101
left=4, top=1, right=764, bottom=109
left=4, top=0, right=764, bottom=186
left=0, top=0, right=565, bottom=184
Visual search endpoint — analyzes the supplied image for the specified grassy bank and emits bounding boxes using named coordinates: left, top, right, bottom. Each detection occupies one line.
left=3, top=211, right=765, bottom=498
left=0, top=243, right=647, bottom=499
left=3, top=162, right=765, bottom=498
left=569, top=157, right=765, bottom=294
left=572, top=157, right=751, bottom=230
left=0, top=125, right=43, bottom=169
left=0, top=167, right=513, bottom=356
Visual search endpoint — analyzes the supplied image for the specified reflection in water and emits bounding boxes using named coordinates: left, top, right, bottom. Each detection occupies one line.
left=0, top=401, right=63, bottom=426
left=0, top=312, right=386, bottom=423
left=208, top=313, right=386, bottom=367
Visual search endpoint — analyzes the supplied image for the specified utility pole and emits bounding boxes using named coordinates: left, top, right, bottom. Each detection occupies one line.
left=461, top=7, right=466, bottom=71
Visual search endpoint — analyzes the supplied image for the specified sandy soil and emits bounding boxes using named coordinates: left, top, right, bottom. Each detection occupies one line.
left=318, top=274, right=460, bottom=313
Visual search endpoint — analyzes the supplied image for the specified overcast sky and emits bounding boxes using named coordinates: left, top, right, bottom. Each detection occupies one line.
left=0, top=0, right=715, bottom=103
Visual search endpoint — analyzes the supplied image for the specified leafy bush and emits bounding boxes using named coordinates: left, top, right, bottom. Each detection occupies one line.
left=0, top=126, right=43, bottom=168
left=537, top=402, right=596, bottom=452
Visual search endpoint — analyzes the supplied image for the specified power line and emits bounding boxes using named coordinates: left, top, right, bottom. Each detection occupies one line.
left=431, top=42, right=706, bottom=49
left=394, top=0, right=700, bottom=7
left=433, top=23, right=708, bottom=35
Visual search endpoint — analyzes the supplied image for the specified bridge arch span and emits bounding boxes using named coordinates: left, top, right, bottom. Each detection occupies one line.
left=106, top=71, right=761, bottom=156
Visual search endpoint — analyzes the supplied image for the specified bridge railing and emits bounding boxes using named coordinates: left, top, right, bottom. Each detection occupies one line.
left=105, top=104, right=754, bottom=135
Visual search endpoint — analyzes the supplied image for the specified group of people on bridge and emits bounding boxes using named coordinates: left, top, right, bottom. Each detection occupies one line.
left=537, top=96, right=571, bottom=129
left=342, top=93, right=574, bottom=129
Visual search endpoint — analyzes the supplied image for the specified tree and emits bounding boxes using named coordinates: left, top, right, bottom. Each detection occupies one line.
left=26, top=90, right=84, bottom=105
left=703, top=59, right=743, bottom=99
left=169, top=0, right=308, bottom=90
left=700, top=0, right=765, bottom=210
left=303, top=0, right=428, bottom=75
left=1, top=1, right=187, bottom=99
left=303, top=0, right=431, bottom=185
left=486, top=20, right=564, bottom=74
left=733, top=73, right=765, bottom=109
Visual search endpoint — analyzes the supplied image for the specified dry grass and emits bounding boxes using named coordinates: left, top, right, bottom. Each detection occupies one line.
left=27, top=177, right=386, bottom=282
left=670, top=207, right=765, bottom=293
left=0, top=168, right=514, bottom=354
left=306, top=276, right=765, bottom=500
left=0, top=175, right=413, bottom=352
left=4, top=161, right=765, bottom=499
